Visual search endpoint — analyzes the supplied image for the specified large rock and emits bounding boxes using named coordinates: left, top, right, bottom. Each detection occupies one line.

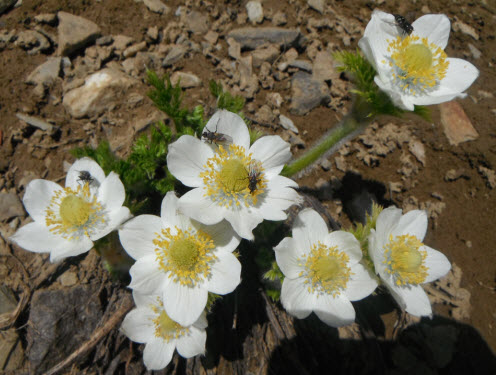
left=57, top=11, right=101, bottom=56
left=0, top=193, right=24, bottom=221
left=227, top=27, right=302, bottom=50
left=63, top=68, right=137, bottom=118
left=290, top=71, right=330, bottom=115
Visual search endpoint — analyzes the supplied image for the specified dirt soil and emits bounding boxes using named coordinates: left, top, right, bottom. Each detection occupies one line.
left=1, top=0, right=495, bottom=374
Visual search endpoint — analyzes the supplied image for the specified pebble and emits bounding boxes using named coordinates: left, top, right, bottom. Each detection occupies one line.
left=439, top=101, right=479, bottom=146
left=246, top=1, right=264, bottom=24
left=57, top=12, right=101, bottom=56
left=279, top=114, right=299, bottom=134
left=143, top=0, right=169, bottom=14
left=0, top=193, right=24, bottom=221
left=468, top=43, right=481, bottom=59
left=453, top=20, right=479, bottom=40
left=307, top=0, right=325, bottom=14
left=290, top=71, right=331, bottom=115
left=227, top=27, right=301, bottom=50
left=162, top=44, right=187, bottom=66
left=16, top=113, right=57, bottom=132
left=170, top=71, right=202, bottom=88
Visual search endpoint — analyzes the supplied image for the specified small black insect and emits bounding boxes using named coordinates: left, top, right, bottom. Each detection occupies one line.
left=77, top=170, right=94, bottom=185
left=247, top=160, right=263, bottom=194
left=201, top=120, right=233, bottom=147
left=392, top=14, right=413, bottom=35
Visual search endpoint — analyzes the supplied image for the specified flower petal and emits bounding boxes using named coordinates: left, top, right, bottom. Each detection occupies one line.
left=204, top=110, right=250, bottom=150
left=163, top=282, right=208, bottom=326
left=143, top=337, right=175, bottom=371
left=292, top=209, right=328, bottom=254
left=385, top=279, right=432, bottom=317
left=257, top=186, right=301, bottom=221
left=92, top=206, right=131, bottom=241
left=66, top=157, right=106, bottom=189
left=199, top=220, right=240, bottom=254
left=49, top=236, right=93, bottom=263
left=161, top=191, right=193, bottom=230
left=325, top=231, right=362, bottom=265
left=274, top=237, right=302, bottom=279
left=376, top=206, right=403, bottom=249
left=344, top=263, right=378, bottom=301
left=374, top=75, right=415, bottom=111
left=314, top=294, right=356, bottom=327
left=280, top=277, right=315, bottom=319
left=178, top=188, right=225, bottom=226
left=23, top=179, right=62, bottom=223
left=392, top=209, right=427, bottom=241
left=129, top=254, right=165, bottom=294
left=359, top=10, right=397, bottom=69
left=412, top=14, right=450, bottom=50
left=176, top=327, right=206, bottom=358
left=97, top=172, right=126, bottom=212
left=250, top=136, right=292, bottom=173
left=120, top=307, right=155, bottom=343
left=119, top=215, right=163, bottom=260
left=223, top=206, right=263, bottom=240
left=167, top=135, right=214, bottom=187
left=423, top=245, right=451, bottom=283
left=205, top=252, right=241, bottom=295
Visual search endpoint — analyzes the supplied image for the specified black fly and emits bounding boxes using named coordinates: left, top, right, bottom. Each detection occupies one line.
left=392, top=14, right=413, bottom=35
left=77, top=170, right=94, bottom=186
left=247, top=160, right=262, bottom=194
left=201, top=120, right=233, bottom=147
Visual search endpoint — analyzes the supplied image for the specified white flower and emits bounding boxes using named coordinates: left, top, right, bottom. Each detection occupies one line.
left=274, top=209, right=378, bottom=327
left=167, top=110, right=302, bottom=240
left=119, top=191, right=241, bottom=326
left=10, top=157, right=131, bottom=263
left=121, top=291, right=207, bottom=371
left=368, top=206, right=451, bottom=317
left=358, top=10, right=479, bottom=111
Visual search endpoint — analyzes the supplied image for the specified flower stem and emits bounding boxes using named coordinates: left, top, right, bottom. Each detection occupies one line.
left=282, top=100, right=374, bottom=178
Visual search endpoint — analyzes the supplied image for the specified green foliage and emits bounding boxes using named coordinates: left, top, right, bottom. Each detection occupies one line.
left=333, top=50, right=429, bottom=120
left=209, top=80, right=245, bottom=114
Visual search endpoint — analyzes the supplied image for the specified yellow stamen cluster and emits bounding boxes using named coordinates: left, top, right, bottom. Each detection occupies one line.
left=45, top=184, right=105, bottom=240
left=150, top=299, right=189, bottom=342
left=199, top=145, right=267, bottom=208
left=153, top=227, right=217, bottom=287
left=385, top=35, right=449, bottom=95
left=298, top=242, right=351, bottom=297
left=383, top=234, right=428, bottom=286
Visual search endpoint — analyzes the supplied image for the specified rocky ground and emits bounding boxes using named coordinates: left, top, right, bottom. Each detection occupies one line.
left=0, top=0, right=495, bottom=374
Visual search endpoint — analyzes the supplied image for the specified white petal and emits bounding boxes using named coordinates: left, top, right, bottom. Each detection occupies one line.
left=120, top=307, right=155, bottom=343
left=167, top=135, right=214, bottom=187
left=368, top=230, right=385, bottom=275
left=143, top=337, right=175, bottom=371
left=345, top=263, right=378, bottom=301
left=274, top=237, right=302, bottom=279
left=423, top=246, right=451, bottom=283
left=23, top=179, right=62, bottom=222
left=163, top=282, right=208, bottom=326
left=392, top=210, right=427, bottom=241
left=360, top=10, right=397, bottom=68
left=132, top=290, right=160, bottom=309
left=178, top=188, right=225, bottom=225
left=292, top=209, right=328, bottom=254
left=91, top=206, right=131, bottom=241
left=97, top=172, right=126, bottom=211
left=176, top=327, right=206, bottom=358
left=250, top=136, right=292, bottom=173
left=385, top=279, right=432, bottom=317
left=49, top=236, right=93, bottom=263
left=129, top=254, right=165, bottom=294
left=223, top=205, right=263, bottom=240
left=205, top=110, right=250, bottom=150
left=193, top=312, right=208, bottom=330
left=161, top=191, right=193, bottom=230
left=119, top=215, right=163, bottom=260
left=412, top=14, right=450, bottom=50
left=66, top=157, right=106, bottom=189
left=376, top=207, right=403, bottom=249
left=280, top=277, right=315, bottom=319
left=325, top=231, right=362, bottom=265
left=314, top=294, right=356, bottom=327
left=257, top=186, right=301, bottom=221
left=206, top=252, right=241, bottom=295
left=374, top=76, right=415, bottom=111
left=198, top=220, right=240, bottom=254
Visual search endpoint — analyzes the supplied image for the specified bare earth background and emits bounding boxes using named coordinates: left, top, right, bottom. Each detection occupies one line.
left=0, top=0, right=495, bottom=374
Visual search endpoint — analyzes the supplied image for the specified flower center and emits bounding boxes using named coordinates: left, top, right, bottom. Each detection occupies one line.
left=383, top=234, right=428, bottom=286
left=45, top=185, right=106, bottom=240
left=385, top=35, right=449, bottom=96
left=298, top=242, right=351, bottom=297
left=199, top=145, right=267, bottom=208
left=151, top=299, right=189, bottom=342
left=153, top=227, right=217, bottom=287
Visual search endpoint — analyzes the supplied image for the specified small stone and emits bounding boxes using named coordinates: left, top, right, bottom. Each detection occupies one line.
left=227, top=27, right=302, bottom=50
left=307, top=0, right=325, bottom=14
left=439, top=101, right=479, bottom=146
left=478, top=166, right=496, bottom=189
left=16, top=113, right=57, bottom=132
left=34, top=13, right=57, bottom=25
left=143, top=0, right=170, bottom=14
left=252, top=44, right=279, bottom=67
left=162, top=44, right=187, bottom=66
left=170, top=71, right=201, bottom=88
left=0, top=193, right=25, bottom=221
left=272, top=11, right=287, bottom=26
left=25, top=57, right=62, bottom=94
left=183, top=11, right=209, bottom=34
left=312, top=51, right=339, bottom=82
left=123, top=41, right=147, bottom=58
left=478, top=90, right=493, bottom=100
left=290, top=71, right=330, bottom=115
left=468, top=43, right=481, bottom=59
left=57, top=12, right=101, bottom=56
left=96, top=35, right=113, bottom=46
left=255, top=105, right=276, bottom=126
left=453, top=20, right=479, bottom=40
left=444, top=169, right=468, bottom=181
left=266, top=92, right=283, bottom=108
left=465, top=240, right=472, bottom=248
left=227, top=37, right=241, bottom=60
left=279, top=114, right=299, bottom=134
left=146, top=26, right=160, bottom=43
left=246, top=1, right=264, bottom=24
left=59, top=271, right=78, bottom=287
left=204, top=30, right=218, bottom=45
left=14, top=30, right=51, bottom=54
left=320, top=159, right=332, bottom=171
left=112, top=35, right=134, bottom=50
left=408, top=140, right=426, bottom=166
left=288, top=59, right=313, bottom=72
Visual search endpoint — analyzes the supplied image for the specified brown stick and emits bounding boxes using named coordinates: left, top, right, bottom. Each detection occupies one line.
left=43, top=293, right=134, bottom=375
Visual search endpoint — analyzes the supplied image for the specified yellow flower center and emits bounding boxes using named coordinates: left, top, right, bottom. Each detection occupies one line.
left=151, top=299, right=189, bottom=342
left=385, top=35, right=449, bottom=96
left=153, top=227, right=217, bottom=287
left=45, top=184, right=105, bottom=240
left=383, top=234, right=428, bottom=286
left=299, top=242, right=351, bottom=297
left=199, top=145, right=267, bottom=208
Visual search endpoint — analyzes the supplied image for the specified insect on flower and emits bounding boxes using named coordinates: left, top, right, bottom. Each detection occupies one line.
left=390, top=14, right=414, bottom=35
left=201, top=120, right=233, bottom=147
left=77, top=170, right=94, bottom=185
left=247, top=160, right=263, bottom=194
